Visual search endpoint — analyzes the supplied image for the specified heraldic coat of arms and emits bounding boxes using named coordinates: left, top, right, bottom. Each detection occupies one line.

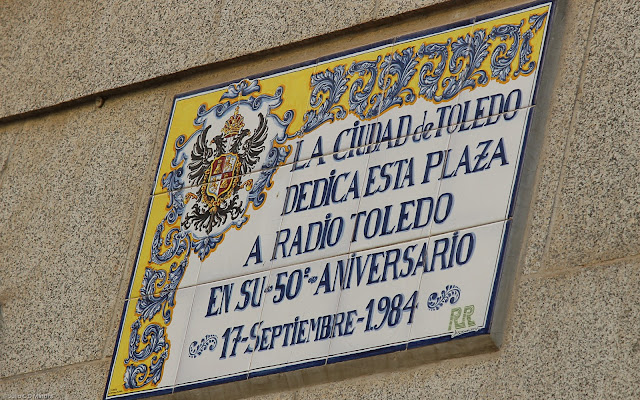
left=183, top=106, right=268, bottom=235
left=156, top=83, right=293, bottom=263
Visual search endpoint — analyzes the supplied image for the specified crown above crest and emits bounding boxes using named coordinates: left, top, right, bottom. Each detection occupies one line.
left=222, top=106, right=245, bottom=137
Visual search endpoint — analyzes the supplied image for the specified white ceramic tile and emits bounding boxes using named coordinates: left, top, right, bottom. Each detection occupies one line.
left=111, top=287, right=195, bottom=396
left=409, top=220, right=507, bottom=343
left=458, top=69, right=539, bottom=115
left=154, top=287, right=196, bottom=389
left=272, top=148, right=371, bottom=268
left=195, top=167, right=292, bottom=284
left=468, top=5, right=549, bottom=111
left=175, top=271, right=269, bottom=387
left=375, top=95, right=461, bottom=148
left=431, top=107, right=531, bottom=236
left=348, top=125, right=450, bottom=254
left=327, top=238, right=426, bottom=359
left=287, top=110, right=379, bottom=170
left=129, top=188, right=202, bottom=297
left=248, top=256, right=344, bottom=373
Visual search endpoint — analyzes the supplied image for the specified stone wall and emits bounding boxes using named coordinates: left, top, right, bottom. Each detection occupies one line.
left=1, top=0, right=638, bottom=398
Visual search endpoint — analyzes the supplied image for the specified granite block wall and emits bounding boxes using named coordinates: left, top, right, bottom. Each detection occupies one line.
left=1, top=0, right=638, bottom=398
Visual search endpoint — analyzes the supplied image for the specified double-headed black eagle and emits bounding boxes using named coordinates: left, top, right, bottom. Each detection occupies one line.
left=187, top=112, right=268, bottom=186
left=183, top=111, right=268, bottom=234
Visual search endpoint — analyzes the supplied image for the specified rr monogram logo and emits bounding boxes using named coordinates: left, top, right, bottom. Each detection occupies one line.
left=448, top=305, right=476, bottom=330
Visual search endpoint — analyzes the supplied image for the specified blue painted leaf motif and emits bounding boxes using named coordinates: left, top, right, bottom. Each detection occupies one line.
left=427, top=285, right=461, bottom=311
left=297, top=66, right=349, bottom=136
left=124, top=348, right=168, bottom=389
left=139, top=269, right=166, bottom=305
left=220, top=79, right=261, bottom=100
left=417, top=40, right=450, bottom=100
left=166, top=190, right=185, bottom=225
left=149, top=353, right=166, bottom=385
left=347, top=56, right=381, bottom=119
left=125, top=321, right=168, bottom=364
left=441, top=30, right=490, bottom=100
left=192, top=235, right=224, bottom=261
left=516, top=29, right=535, bottom=77
left=124, top=259, right=187, bottom=388
left=124, top=320, right=169, bottom=388
left=162, top=159, right=185, bottom=192
left=137, top=258, right=186, bottom=323
left=159, top=133, right=191, bottom=224
left=529, top=11, right=548, bottom=31
left=124, top=364, right=148, bottom=389
left=136, top=283, right=169, bottom=323
left=150, top=224, right=189, bottom=264
left=515, top=12, right=548, bottom=76
left=489, top=22, right=523, bottom=81
left=162, top=170, right=186, bottom=225
left=378, top=47, right=419, bottom=114
left=188, top=334, right=218, bottom=358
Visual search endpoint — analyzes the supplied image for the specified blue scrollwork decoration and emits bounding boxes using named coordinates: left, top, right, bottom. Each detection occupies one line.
left=348, top=57, right=381, bottom=119
left=191, top=234, right=224, bottom=261
left=125, top=320, right=168, bottom=364
left=489, top=22, right=523, bottom=81
left=515, top=12, right=548, bottom=76
left=417, top=40, right=451, bottom=100
left=440, top=30, right=490, bottom=101
left=137, top=259, right=186, bottom=323
left=124, top=257, right=187, bottom=389
left=123, top=320, right=169, bottom=389
left=247, top=145, right=289, bottom=208
left=296, top=65, right=349, bottom=136
left=195, top=86, right=290, bottom=126
left=188, top=334, right=218, bottom=358
left=427, top=285, right=461, bottom=311
left=150, top=224, right=190, bottom=265
left=124, top=347, right=167, bottom=389
left=298, top=13, right=547, bottom=125
left=220, top=79, right=261, bottom=100
left=378, top=47, right=420, bottom=114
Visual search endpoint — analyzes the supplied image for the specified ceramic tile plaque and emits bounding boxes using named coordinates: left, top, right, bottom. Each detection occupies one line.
left=105, top=2, right=552, bottom=398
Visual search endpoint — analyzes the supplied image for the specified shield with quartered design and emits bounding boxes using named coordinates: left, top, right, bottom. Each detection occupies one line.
left=205, top=153, right=240, bottom=202
left=183, top=106, right=268, bottom=235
